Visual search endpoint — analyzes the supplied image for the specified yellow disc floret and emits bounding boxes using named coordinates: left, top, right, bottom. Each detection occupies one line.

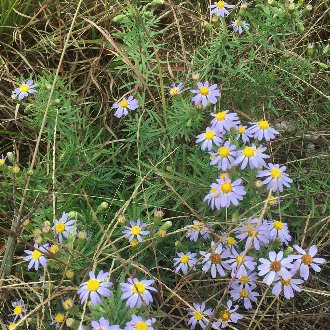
left=54, top=313, right=65, bottom=323
left=194, top=311, right=203, bottom=320
left=86, top=279, right=100, bottom=292
left=135, top=322, right=148, bottom=330
left=210, top=253, right=222, bottom=264
left=132, top=281, right=146, bottom=294
left=273, top=220, right=284, bottom=230
left=13, top=306, right=23, bottom=316
left=63, top=298, right=74, bottom=310
left=131, top=226, right=141, bottom=235
left=280, top=277, right=292, bottom=286
left=227, top=236, right=236, bottom=246
left=192, top=221, right=204, bottom=231
left=221, top=182, right=233, bottom=193
left=55, top=222, right=65, bottom=234
left=239, top=275, right=250, bottom=284
left=258, top=120, right=270, bottom=130
left=219, top=310, right=231, bottom=322
left=32, top=249, right=42, bottom=260
left=216, top=1, right=225, bottom=9
left=119, top=99, right=129, bottom=108
left=218, top=147, right=230, bottom=158
left=180, top=255, right=190, bottom=264
left=236, top=255, right=245, bottom=264
left=242, top=146, right=255, bottom=158
left=19, top=84, right=29, bottom=93
left=215, top=111, right=226, bottom=121
left=199, top=86, right=210, bottom=96
left=240, top=288, right=249, bottom=298
left=204, top=130, right=215, bottom=140
left=301, top=254, right=313, bottom=265
left=169, top=87, right=179, bottom=96
left=238, top=126, right=245, bottom=134
left=270, top=168, right=282, bottom=179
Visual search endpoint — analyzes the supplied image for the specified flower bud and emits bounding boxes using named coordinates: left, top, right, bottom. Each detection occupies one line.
left=45, top=83, right=52, bottom=90
left=33, top=228, right=42, bottom=236
left=288, top=3, right=295, bottom=13
left=201, top=21, right=212, bottom=31
left=65, top=270, right=74, bottom=279
left=23, top=218, right=30, bottom=226
left=42, top=221, right=51, bottom=233
left=255, top=180, right=263, bottom=188
left=157, top=229, right=166, bottom=238
left=66, top=318, right=75, bottom=327
left=192, top=72, right=200, bottom=80
left=306, top=43, right=314, bottom=57
left=154, top=208, right=164, bottom=219
left=166, top=165, right=172, bottom=172
left=239, top=2, right=248, bottom=13
left=49, top=244, right=59, bottom=254
left=34, top=235, right=43, bottom=244
left=284, top=246, right=294, bottom=256
left=68, top=211, right=77, bottom=220
left=62, top=298, right=74, bottom=310
left=12, top=165, right=20, bottom=174
left=78, top=230, right=87, bottom=240
left=130, top=238, right=139, bottom=247
left=149, top=0, right=164, bottom=6
left=302, top=5, right=312, bottom=16
left=117, top=214, right=126, bottom=224
left=27, top=169, right=33, bottom=175
left=97, top=202, right=109, bottom=213
left=162, top=221, right=172, bottom=230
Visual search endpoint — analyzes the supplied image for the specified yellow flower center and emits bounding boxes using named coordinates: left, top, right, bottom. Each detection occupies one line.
left=280, top=277, right=292, bottom=286
left=199, top=86, right=210, bottom=96
left=131, top=281, right=146, bottom=294
left=219, top=310, right=231, bottom=322
left=215, top=111, right=226, bottom=121
left=194, top=311, right=203, bottom=320
left=218, top=147, right=230, bottom=158
left=8, top=324, right=16, bottom=330
left=258, top=120, right=270, bottom=130
left=95, top=327, right=106, bottom=330
left=235, top=20, right=242, bottom=27
left=247, top=228, right=257, bottom=237
left=273, top=220, right=284, bottom=230
left=169, top=87, right=179, bottom=96
left=240, top=288, right=249, bottom=298
left=227, top=236, right=236, bottom=245
left=55, top=222, right=66, bottom=234
left=210, top=252, right=222, bottom=264
left=130, top=238, right=139, bottom=247
left=204, top=130, right=215, bottom=140
left=238, top=126, right=245, bottom=134
left=0, top=159, right=5, bottom=166
left=240, top=275, right=249, bottom=284
left=12, top=166, right=20, bottom=174
left=19, top=84, right=29, bottom=92
left=216, top=1, right=225, bottom=9
left=65, top=270, right=74, bottom=279
left=32, top=249, right=42, bottom=260
left=236, top=255, right=245, bottom=264
left=192, top=221, right=204, bottom=231
left=270, top=260, right=282, bottom=271
left=219, top=172, right=229, bottom=179
left=131, top=226, right=141, bottom=235
left=221, top=182, right=232, bottom=193
left=268, top=195, right=277, bottom=205
left=63, top=298, right=74, bottom=310
left=119, top=99, right=129, bottom=108
left=135, top=322, right=148, bottom=330
left=54, top=313, right=65, bottom=323
left=180, top=255, right=190, bottom=264
left=302, top=254, right=313, bottom=265
left=270, top=168, right=282, bottom=179
left=50, top=244, right=59, bottom=254
left=86, top=278, right=100, bottom=292
left=242, top=146, right=255, bottom=158
left=13, top=306, right=23, bottom=315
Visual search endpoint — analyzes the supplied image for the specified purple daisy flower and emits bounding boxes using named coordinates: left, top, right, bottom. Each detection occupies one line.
left=92, top=317, right=121, bottom=330
left=268, top=219, right=292, bottom=245
left=23, top=243, right=48, bottom=271
left=52, top=212, right=76, bottom=243
left=11, top=299, right=27, bottom=320
left=209, top=1, right=235, bottom=17
left=200, top=242, right=232, bottom=278
left=272, top=275, right=304, bottom=299
left=291, top=245, right=326, bottom=280
left=123, top=218, right=150, bottom=242
left=248, top=119, right=279, bottom=141
left=236, top=218, right=270, bottom=250
left=191, top=81, right=220, bottom=108
left=235, top=144, right=269, bottom=170
left=236, top=125, right=252, bottom=143
left=78, top=270, right=113, bottom=305
left=187, top=302, right=213, bottom=329
left=112, top=96, right=139, bottom=118
left=196, top=127, right=222, bottom=151
left=203, top=181, right=223, bottom=210
left=257, top=163, right=293, bottom=192
left=0, top=154, right=7, bottom=166
left=124, top=315, right=156, bottom=330
left=12, top=80, right=37, bottom=100
left=258, top=251, right=293, bottom=285
left=120, top=277, right=157, bottom=308
left=210, top=177, right=246, bottom=209
left=227, top=248, right=257, bottom=278
left=174, top=252, right=198, bottom=275
left=210, top=110, right=240, bottom=133
left=212, top=300, right=243, bottom=329
left=229, top=286, right=259, bottom=310
left=186, top=220, right=211, bottom=241
left=209, top=141, right=237, bottom=171
left=50, top=313, right=65, bottom=328
left=231, top=271, right=258, bottom=291
left=168, top=83, right=183, bottom=96
left=231, top=20, right=250, bottom=34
